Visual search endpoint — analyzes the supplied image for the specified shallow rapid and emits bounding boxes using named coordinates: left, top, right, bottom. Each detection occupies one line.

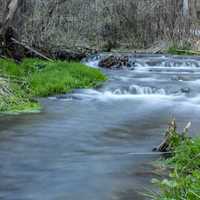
left=0, top=54, right=200, bottom=200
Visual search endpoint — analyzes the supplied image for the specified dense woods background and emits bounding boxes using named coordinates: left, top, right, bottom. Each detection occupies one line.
left=0, top=0, right=200, bottom=51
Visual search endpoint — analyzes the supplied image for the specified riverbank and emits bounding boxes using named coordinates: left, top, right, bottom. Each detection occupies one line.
left=167, top=46, right=200, bottom=56
left=0, top=58, right=106, bottom=114
left=151, top=135, right=200, bottom=199
left=110, top=40, right=200, bottom=56
left=0, top=53, right=200, bottom=199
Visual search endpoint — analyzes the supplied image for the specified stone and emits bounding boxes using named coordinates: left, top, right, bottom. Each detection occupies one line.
left=98, top=55, right=130, bottom=69
left=181, top=87, right=190, bottom=93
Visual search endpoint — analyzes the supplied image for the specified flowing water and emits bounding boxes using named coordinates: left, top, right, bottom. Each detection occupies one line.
left=0, top=54, right=200, bottom=200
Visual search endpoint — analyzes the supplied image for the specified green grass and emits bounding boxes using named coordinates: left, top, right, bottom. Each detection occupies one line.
left=167, top=42, right=200, bottom=56
left=151, top=136, right=200, bottom=200
left=0, top=58, right=107, bottom=113
left=167, top=46, right=197, bottom=56
left=28, top=60, right=107, bottom=96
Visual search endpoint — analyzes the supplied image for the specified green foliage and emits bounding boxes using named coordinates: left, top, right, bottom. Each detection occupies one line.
left=0, top=58, right=107, bottom=113
left=28, top=60, right=107, bottom=96
left=167, top=42, right=198, bottom=56
left=168, top=130, right=183, bottom=151
left=151, top=137, right=200, bottom=200
left=167, top=47, right=196, bottom=56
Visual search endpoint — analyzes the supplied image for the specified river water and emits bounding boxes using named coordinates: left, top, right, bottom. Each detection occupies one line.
left=0, top=54, right=200, bottom=200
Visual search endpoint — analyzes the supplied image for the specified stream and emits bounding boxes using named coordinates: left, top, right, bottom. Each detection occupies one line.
left=0, top=54, right=200, bottom=200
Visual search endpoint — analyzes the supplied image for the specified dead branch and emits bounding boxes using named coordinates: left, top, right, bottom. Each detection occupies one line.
left=153, top=119, right=191, bottom=152
left=11, top=38, right=53, bottom=62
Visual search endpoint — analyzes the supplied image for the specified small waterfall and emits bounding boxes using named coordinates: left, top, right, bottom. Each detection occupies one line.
left=78, top=53, right=200, bottom=102
left=112, top=85, right=166, bottom=95
left=65, top=85, right=167, bottom=102
left=128, top=85, right=166, bottom=95
left=84, top=53, right=200, bottom=71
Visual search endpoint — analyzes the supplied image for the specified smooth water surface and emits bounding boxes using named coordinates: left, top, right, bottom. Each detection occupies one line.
left=0, top=54, right=200, bottom=200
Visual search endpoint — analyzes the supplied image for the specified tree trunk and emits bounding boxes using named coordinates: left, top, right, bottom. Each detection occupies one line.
left=183, top=0, right=189, bottom=16
left=0, top=0, right=23, bottom=61
left=0, top=0, right=19, bottom=36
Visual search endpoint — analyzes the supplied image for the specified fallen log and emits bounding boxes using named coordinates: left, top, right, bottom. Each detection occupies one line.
left=53, top=50, right=86, bottom=61
left=11, top=38, right=53, bottom=62
left=153, top=119, right=177, bottom=152
left=51, top=45, right=100, bottom=61
left=0, top=55, right=7, bottom=59
left=153, top=119, right=191, bottom=152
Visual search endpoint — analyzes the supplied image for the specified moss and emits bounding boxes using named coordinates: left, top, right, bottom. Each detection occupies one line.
left=0, top=58, right=107, bottom=113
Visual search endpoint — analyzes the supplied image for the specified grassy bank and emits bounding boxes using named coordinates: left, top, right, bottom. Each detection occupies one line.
left=167, top=42, right=200, bottom=56
left=151, top=135, right=200, bottom=200
left=167, top=47, right=200, bottom=56
left=0, top=79, right=40, bottom=114
left=0, top=58, right=106, bottom=113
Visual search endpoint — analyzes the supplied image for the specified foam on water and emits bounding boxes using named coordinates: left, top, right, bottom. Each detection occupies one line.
left=128, top=85, right=166, bottom=95
left=69, top=87, right=176, bottom=103
left=70, top=54, right=200, bottom=107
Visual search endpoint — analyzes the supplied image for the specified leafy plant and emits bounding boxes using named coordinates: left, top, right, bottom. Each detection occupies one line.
left=151, top=136, right=200, bottom=200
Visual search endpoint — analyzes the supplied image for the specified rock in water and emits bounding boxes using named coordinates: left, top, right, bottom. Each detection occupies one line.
left=181, top=87, right=190, bottom=93
left=99, top=55, right=130, bottom=69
